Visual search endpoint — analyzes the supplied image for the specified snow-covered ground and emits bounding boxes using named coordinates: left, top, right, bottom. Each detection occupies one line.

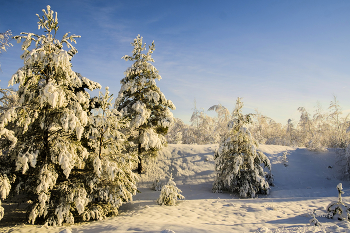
left=3, top=144, right=350, bottom=233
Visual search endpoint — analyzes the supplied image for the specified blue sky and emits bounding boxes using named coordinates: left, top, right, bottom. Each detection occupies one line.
left=1, top=0, right=350, bottom=125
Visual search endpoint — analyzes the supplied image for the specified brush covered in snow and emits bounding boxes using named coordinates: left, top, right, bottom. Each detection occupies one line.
left=327, top=183, right=350, bottom=220
left=157, top=174, right=184, bottom=206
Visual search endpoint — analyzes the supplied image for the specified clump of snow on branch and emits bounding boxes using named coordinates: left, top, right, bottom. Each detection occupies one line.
left=140, top=128, right=165, bottom=150
left=0, top=175, right=11, bottom=201
left=15, top=149, right=39, bottom=174
left=131, top=101, right=151, bottom=128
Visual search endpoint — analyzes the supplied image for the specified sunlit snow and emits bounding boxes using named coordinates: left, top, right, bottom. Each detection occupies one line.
left=2, top=144, right=350, bottom=232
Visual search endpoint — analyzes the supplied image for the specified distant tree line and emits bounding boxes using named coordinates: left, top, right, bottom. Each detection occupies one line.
left=166, top=96, right=350, bottom=152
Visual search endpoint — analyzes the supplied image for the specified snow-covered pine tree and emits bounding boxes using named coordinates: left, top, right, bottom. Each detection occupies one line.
left=157, top=174, right=184, bottom=206
left=212, top=98, right=271, bottom=198
left=83, top=87, right=138, bottom=221
left=0, top=5, right=99, bottom=224
left=0, top=6, right=135, bottom=225
left=115, top=35, right=175, bottom=174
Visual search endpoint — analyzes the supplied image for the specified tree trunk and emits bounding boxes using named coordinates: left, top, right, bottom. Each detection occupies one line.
left=43, top=110, right=49, bottom=163
left=137, top=155, right=143, bottom=174
left=99, top=134, right=103, bottom=159
left=138, top=130, right=143, bottom=174
left=137, top=142, right=142, bottom=174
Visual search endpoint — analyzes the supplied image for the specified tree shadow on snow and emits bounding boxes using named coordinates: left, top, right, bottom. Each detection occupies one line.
left=266, top=214, right=312, bottom=226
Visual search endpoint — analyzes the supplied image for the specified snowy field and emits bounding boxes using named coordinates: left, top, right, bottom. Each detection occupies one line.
left=2, top=144, right=350, bottom=233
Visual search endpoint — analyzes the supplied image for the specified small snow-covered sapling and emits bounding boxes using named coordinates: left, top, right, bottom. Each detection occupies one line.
left=157, top=174, right=184, bottom=206
left=309, top=209, right=322, bottom=226
left=327, top=183, right=350, bottom=220
left=152, top=179, right=162, bottom=191
left=282, top=151, right=288, bottom=167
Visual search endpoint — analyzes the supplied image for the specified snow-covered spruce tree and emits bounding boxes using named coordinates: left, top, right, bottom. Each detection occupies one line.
left=157, top=174, right=184, bottom=206
left=115, top=35, right=175, bottom=174
left=83, top=87, right=138, bottom=222
left=0, top=5, right=99, bottom=224
left=0, top=6, right=136, bottom=225
left=212, top=98, right=271, bottom=198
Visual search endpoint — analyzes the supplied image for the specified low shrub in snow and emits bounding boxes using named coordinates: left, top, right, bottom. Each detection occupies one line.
left=327, top=183, right=350, bottom=220
left=309, top=209, right=322, bottom=226
left=152, top=179, right=163, bottom=191
left=157, top=174, right=184, bottom=206
left=282, top=151, right=288, bottom=167
left=307, top=136, right=328, bottom=152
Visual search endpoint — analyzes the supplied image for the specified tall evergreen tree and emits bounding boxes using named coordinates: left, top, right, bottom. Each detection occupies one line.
left=0, top=6, right=136, bottom=225
left=84, top=87, right=137, bottom=222
left=213, top=98, right=271, bottom=198
left=115, top=35, right=175, bottom=174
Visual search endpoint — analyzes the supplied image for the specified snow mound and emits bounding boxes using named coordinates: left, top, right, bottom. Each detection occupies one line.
left=161, top=229, right=176, bottom=233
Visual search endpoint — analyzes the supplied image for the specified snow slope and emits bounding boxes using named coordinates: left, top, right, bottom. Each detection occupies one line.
left=3, top=144, right=350, bottom=233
